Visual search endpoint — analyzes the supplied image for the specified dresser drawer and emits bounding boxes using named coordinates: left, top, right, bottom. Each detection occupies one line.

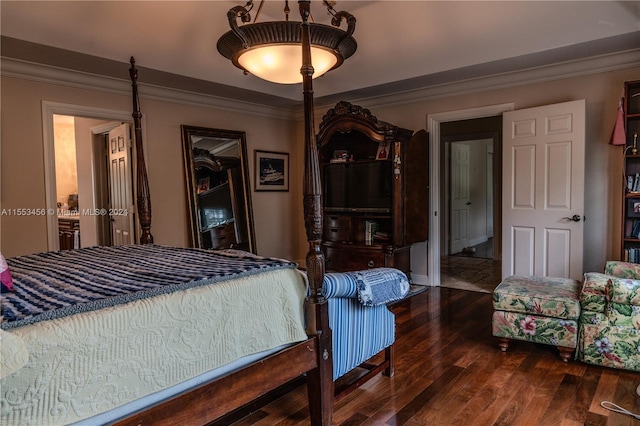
left=323, top=242, right=411, bottom=276
left=323, top=215, right=350, bottom=242
left=325, top=215, right=350, bottom=228
left=204, top=223, right=237, bottom=249
left=323, top=244, right=385, bottom=271
left=210, top=222, right=235, bottom=238
left=344, top=248, right=386, bottom=269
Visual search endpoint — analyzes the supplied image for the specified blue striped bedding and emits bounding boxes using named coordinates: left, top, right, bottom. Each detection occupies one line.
left=1, top=245, right=296, bottom=330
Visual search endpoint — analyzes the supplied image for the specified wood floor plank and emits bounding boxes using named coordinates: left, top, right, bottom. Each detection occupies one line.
left=590, top=371, right=620, bottom=417
left=542, top=373, right=580, bottom=425
left=566, top=368, right=601, bottom=423
left=411, top=359, right=488, bottom=423
left=387, top=365, right=465, bottom=425
left=445, top=365, right=522, bottom=425
left=492, top=372, right=539, bottom=425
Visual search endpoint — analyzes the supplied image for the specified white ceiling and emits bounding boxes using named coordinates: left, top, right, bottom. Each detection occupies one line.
left=1, top=1, right=639, bottom=103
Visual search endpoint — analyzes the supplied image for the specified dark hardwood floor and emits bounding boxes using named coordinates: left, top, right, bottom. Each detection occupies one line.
left=231, top=288, right=640, bottom=426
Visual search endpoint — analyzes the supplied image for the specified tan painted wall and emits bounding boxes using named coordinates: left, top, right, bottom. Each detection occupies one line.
left=1, top=76, right=300, bottom=260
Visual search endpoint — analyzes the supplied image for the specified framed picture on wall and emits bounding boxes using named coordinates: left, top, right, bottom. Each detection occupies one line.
left=255, top=150, right=289, bottom=191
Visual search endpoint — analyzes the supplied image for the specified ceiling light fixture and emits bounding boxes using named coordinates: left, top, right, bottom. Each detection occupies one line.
left=217, top=0, right=356, bottom=84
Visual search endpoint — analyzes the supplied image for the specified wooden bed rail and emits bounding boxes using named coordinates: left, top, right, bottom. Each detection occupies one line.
left=114, top=339, right=319, bottom=426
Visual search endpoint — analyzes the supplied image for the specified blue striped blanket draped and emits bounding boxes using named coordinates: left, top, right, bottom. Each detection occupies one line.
left=1, top=245, right=297, bottom=330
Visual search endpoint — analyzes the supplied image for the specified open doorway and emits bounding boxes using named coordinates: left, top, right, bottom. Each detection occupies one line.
left=52, top=115, right=135, bottom=249
left=427, top=103, right=514, bottom=287
left=440, top=117, right=502, bottom=259
left=439, top=122, right=502, bottom=293
left=43, top=102, right=136, bottom=251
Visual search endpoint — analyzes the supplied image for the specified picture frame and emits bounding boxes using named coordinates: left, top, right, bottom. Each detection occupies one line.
left=628, top=198, right=640, bottom=217
left=330, top=149, right=349, bottom=163
left=376, top=141, right=389, bottom=160
left=254, top=150, right=289, bottom=191
left=196, top=177, right=210, bottom=193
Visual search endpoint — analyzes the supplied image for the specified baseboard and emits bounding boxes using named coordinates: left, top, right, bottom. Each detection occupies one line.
left=467, top=236, right=489, bottom=248
left=410, top=273, right=429, bottom=285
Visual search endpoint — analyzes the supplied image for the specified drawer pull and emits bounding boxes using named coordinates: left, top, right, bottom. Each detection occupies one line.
left=330, top=228, right=338, bottom=232
left=367, top=260, right=375, bottom=268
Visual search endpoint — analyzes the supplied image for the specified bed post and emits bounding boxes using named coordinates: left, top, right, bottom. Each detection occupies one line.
left=299, top=1, right=333, bottom=425
left=129, top=57, right=154, bottom=244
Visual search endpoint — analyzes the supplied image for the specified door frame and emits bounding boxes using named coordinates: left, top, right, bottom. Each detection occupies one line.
left=427, top=103, right=514, bottom=286
left=42, top=101, right=140, bottom=251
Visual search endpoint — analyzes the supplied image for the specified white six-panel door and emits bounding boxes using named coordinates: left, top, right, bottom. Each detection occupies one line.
left=108, top=123, right=135, bottom=246
left=502, top=100, right=585, bottom=280
left=450, top=143, right=471, bottom=254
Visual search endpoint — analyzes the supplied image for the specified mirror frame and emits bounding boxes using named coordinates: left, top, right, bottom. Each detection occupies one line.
left=181, top=125, right=256, bottom=253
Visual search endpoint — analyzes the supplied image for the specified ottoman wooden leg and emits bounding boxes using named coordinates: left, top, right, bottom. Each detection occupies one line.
left=497, top=337, right=510, bottom=352
left=557, top=346, right=574, bottom=363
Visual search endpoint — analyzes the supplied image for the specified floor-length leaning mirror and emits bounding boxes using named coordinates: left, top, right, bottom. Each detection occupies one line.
left=181, top=125, right=256, bottom=252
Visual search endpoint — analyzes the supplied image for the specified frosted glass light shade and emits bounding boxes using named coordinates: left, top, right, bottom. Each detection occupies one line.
left=217, top=20, right=356, bottom=85
left=237, top=45, right=338, bottom=84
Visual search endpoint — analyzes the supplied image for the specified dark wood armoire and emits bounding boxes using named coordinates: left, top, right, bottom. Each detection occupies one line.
left=317, top=101, right=429, bottom=278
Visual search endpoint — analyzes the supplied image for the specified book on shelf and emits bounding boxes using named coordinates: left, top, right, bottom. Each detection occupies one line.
left=624, top=247, right=640, bottom=264
left=364, top=221, right=378, bottom=245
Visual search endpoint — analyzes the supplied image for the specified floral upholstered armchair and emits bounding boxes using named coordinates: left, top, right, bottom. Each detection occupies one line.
left=578, top=261, right=640, bottom=371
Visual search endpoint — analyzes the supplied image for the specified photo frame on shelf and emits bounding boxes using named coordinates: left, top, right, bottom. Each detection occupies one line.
left=376, top=141, right=389, bottom=160
left=255, top=150, right=289, bottom=191
left=196, top=177, right=210, bottom=193
left=330, top=149, right=349, bottom=163
left=627, top=198, right=640, bottom=217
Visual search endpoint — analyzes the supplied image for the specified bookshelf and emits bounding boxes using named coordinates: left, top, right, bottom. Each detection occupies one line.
left=621, top=80, right=640, bottom=262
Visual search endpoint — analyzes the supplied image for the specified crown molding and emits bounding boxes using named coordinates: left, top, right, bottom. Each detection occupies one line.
left=4, top=47, right=639, bottom=124
left=0, top=57, right=298, bottom=120
left=315, top=49, right=640, bottom=112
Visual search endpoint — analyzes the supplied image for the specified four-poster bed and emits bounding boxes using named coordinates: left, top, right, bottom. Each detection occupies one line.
left=0, top=2, right=336, bottom=424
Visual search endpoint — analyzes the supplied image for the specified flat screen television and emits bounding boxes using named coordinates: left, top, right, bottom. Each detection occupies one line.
left=199, top=182, right=234, bottom=230
left=323, top=161, right=392, bottom=213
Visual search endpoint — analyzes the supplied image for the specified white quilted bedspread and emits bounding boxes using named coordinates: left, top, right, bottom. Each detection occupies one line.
left=0, top=268, right=308, bottom=425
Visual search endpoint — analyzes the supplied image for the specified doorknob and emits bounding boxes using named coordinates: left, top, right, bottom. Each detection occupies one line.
left=562, top=214, right=582, bottom=222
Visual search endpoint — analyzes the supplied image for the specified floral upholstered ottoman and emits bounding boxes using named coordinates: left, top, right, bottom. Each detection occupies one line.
left=492, top=275, right=581, bottom=362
